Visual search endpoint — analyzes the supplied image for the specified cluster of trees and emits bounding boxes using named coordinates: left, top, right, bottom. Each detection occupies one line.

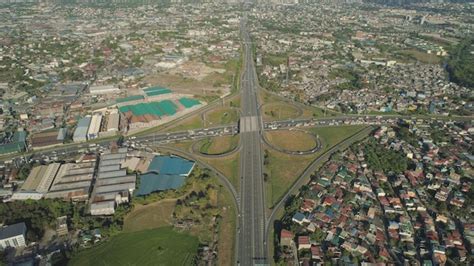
left=0, top=200, right=74, bottom=241
left=0, top=199, right=130, bottom=242
left=329, top=68, right=363, bottom=91
left=364, top=138, right=409, bottom=174
left=446, top=38, right=474, bottom=88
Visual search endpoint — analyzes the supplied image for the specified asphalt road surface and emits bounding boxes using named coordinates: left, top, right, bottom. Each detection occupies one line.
left=238, top=17, right=267, bottom=265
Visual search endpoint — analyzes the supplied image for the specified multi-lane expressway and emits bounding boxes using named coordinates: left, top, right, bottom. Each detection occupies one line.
left=237, top=16, right=267, bottom=265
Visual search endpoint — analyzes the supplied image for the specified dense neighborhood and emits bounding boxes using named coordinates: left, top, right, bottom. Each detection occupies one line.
left=278, top=118, right=473, bottom=265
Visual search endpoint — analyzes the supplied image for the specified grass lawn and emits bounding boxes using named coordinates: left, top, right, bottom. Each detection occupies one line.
left=68, top=227, right=199, bottom=266
left=262, top=102, right=301, bottom=121
left=205, top=107, right=239, bottom=126
left=265, top=130, right=317, bottom=152
left=199, top=135, right=239, bottom=155
left=265, top=125, right=366, bottom=207
left=123, top=199, right=177, bottom=232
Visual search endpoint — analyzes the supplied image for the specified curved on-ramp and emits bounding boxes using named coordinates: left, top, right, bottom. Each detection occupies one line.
left=262, top=129, right=322, bottom=155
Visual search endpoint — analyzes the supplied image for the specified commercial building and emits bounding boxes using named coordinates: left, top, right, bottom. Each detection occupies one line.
left=0, top=222, right=27, bottom=250
left=73, top=116, right=91, bottom=143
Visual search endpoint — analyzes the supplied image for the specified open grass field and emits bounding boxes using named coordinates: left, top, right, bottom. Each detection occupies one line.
left=205, top=107, right=239, bottom=126
left=216, top=183, right=237, bottom=265
left=68, top=227, right=199, bottom=266
left=201, top=152, right=240, bottom=192
left=259, top=89, right=282, bottom=104
left=301, top=105, right=340, bottom=118
left=264, top=125, right=366, bottom=207
left=165, top=140, right=195, bottom=153
left=199, top=135, right=239, bottom=155
left=262, top=102, right=301, bottom=121
left=399, top=49, right=441, bottom=64
left=123, top=199, right=177, bottom=232
left=265, top=130, right=316, bottom=152
left=164, top=114, right=203, bottom=132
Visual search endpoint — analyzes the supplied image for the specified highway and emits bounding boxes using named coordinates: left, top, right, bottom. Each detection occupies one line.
left=238, top=16, right=267, bottom=265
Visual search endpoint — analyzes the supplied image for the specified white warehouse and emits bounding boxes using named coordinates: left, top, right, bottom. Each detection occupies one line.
left=87, top=114, right=102, bottom=140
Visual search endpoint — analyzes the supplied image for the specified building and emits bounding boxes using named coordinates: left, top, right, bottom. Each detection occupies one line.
left=56, top=216, right=68, bottom=237
left=0, top=222, right=27, bottom=250
left=30, top=130, right=63, bottom=148
left=280, top=229, right=294, bottom=247
left=90, top=201, right=116, bottom=216
left=89, top=85, right=120, bottom=95
left=46, top=161, right=96, bottom=201
left=89, top=148, right=136, bottom=216
left=12, top=163, right=61, bottom=200
left=87, top=114, right=102, bottom=140
left=106, top=112, right=120, bottom=132
left=73, top=116, right=91, bottom=143
left=0, top=131, right=27, bottom=155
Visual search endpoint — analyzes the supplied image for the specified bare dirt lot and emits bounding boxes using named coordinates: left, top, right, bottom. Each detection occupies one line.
left=144, top=61, right=230, bottom=97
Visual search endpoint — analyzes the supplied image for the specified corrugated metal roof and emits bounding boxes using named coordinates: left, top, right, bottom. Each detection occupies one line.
left=95, top=183, right=135, bottom=194
left=0, top=222, right=26, bottom=239
left=101, top=153, right=126, bottom=161
left=99, top=164, right=121, bottom=173
left=97, top=170, right=126, bottom=179
left=96, top=175, right=136, bottom=186
left=73, top=116, right=91, bottom=141
left=100, top=159, right=123, bottom=167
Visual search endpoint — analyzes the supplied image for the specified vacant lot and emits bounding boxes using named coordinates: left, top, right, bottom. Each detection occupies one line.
left=262, top=102, right=301, bottom=121
left=199, top=135, right=239, bottom=155
left=123, top=199, right=177, bottom=232
left=69, top=227, right=198, bottom=266
left=265, top=130, right=316, bottom=152
left=265, top=125, right=366, bottom=207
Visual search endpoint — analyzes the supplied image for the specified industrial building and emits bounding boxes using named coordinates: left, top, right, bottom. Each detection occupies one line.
left=46, top=159, right=96, bottom=201
left=106, top=112, right=120, bottom=132
left=87, top=114, right=102, bottom=140
left=30, top=129, right=64, bottom=148
left=73, top=116, right=91, bottom=143
left=12, top=163, right=61, bottom=200
left=90, top=148, right=136, bottom=216
left=136, top=155, right=195, bottom=196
